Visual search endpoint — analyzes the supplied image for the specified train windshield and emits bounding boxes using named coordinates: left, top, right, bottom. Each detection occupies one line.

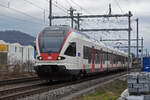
left=39, top=30, right=66, bottom=53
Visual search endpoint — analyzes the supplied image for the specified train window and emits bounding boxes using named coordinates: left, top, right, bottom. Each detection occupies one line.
left=106, top=52, right=109, bottom=63
left=104, top=52, right=109, bottom=64
left=83, top=46, right=92, bottom=64
left=126, top=57, right=128, bottom=62
left=110, top=53, right=113, bottom=64
left=113, top=54, right=115, bottom=63
left=83, top=46, right=89, bottom=59
left=112, top=54, right=115, bottom=64
left=103, top=52, right=106, bottom=64
left=107, top=53, right=110, bottom=61
left=109, top=53, right=112, bottom=61
left=121, top=56, right=123, bottom=64
left=123, top=57, right=125, bottom=64
left=64, top=42, right=76, bottom=57
left=116, top=55, right=119, bottom=64
left=88, top=48, right=92, bottom=64
left=95, top=49, right=100, bottom=64
left=114, top=55, right=117, bottom=64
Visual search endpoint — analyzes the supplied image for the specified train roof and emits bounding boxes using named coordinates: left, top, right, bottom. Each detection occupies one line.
left=76, top=30, right=128, bottom=57
left=41, top=26, right=128, bottom=57
left=42, top=25, right=70, bottom=30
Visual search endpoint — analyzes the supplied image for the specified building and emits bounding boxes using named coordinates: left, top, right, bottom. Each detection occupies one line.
left=0, top=40, right=35, bottom=65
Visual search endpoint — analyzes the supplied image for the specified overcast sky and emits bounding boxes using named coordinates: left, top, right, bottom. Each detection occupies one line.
left=0, top=0, right=149, bottom=55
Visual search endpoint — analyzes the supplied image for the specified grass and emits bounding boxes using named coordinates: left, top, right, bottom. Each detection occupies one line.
left=80, top=79, right=127, bottom=100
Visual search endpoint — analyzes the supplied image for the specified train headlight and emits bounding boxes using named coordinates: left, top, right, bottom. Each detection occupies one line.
left=37, top=56, right=42, bottom=60
left=57, top=56, right=61, bottom=60
left=57, top=56, right=65, bottom=60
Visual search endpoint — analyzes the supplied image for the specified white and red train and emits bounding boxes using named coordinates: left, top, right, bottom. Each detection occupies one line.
left=34, top=25, right=129, bottom=80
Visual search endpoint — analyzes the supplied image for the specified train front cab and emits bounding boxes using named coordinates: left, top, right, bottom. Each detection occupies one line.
left=34, top=40, right=81, bottom=80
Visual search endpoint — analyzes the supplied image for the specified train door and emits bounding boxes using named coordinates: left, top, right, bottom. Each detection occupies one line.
left=64, top=42, right=78, bottom=69
left=76, top=39, right=83, bottom=70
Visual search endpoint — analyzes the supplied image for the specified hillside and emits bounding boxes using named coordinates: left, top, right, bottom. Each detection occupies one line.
left=0, top=30, right=35, bottom=45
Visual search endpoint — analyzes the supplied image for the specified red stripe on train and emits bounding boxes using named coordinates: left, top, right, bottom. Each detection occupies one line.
left=59, top=30, right=72, bottom=54
left=83, top=64, right=86, bottom=69
left=100, top=49, right=103, bottom=72
left=40, top=53, right=59, bottom=60
left=92, top=47, right=95, bottom=72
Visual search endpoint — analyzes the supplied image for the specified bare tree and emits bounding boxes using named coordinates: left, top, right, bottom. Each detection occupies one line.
left=22, top=60, right=34, bottom=72
left=7, top=53, right=22, bottom=73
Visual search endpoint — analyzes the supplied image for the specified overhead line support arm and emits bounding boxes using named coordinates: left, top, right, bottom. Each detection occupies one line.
left=51, top=14, right=131, bottom=19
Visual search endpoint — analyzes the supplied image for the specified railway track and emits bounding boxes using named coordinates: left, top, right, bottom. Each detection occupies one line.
left=0, top=80, right=46, bottom=97
left=0, top=71, right=127, bottom=100
left=0, top=77, right=40, bottom=86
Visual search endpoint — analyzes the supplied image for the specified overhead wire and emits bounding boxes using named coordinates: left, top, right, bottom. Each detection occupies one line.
left=23, top=0, right=48, bottom=11
left=21, top=0, right=50, bottom=24
left=45, top=0, right=71, bottom=26
left=0, top=3, right=43, bottom=22
left=114, top=0, right=124, bottom=14
left=45, top=0, right=68, bottom=14
left=69, top=0, right=92, bottom=14
left=53, top=2, right=68, bottom=14
left=65, top=0, right=72, bottom=7
left=53, top=0, right=68, bottom=11
left=0, top=13, right=44, bottom=25
left=104, top=0, right=126, bottom=43
left=65, top=0, right=128, bottom=49
left=0, top=3, right=44, bottom=26
left=68, top=0, right=112, bottom=37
